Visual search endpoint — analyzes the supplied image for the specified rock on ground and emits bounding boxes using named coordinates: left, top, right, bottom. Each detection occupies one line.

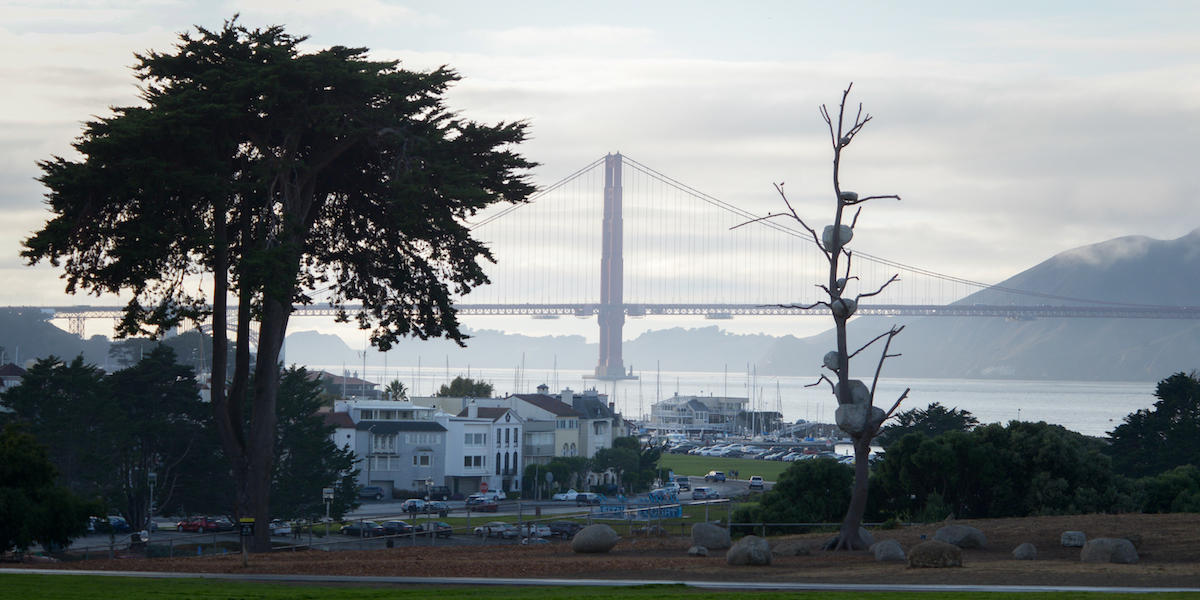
left=871, top=539, right=906, bottom=562
left=1013, top=542, right=1037, bottom=560
left=571, top=524, right=619, bottom=553
left=934, top=524, right=987, bottom=549
left=687, top=545, right=708, bottom=557
left=726, top=535, right=771, bottom=566
left=770, top=540, right=813, bottom=557
left=1060, top=531, right=1086, bottom=547
left=822, top=527, right=875, bottom=550
left=1080, top=538, right=1138, bottom=564
left=691, top=523, right=731, bottom=550
left=909, top=540, right=964, bottom=568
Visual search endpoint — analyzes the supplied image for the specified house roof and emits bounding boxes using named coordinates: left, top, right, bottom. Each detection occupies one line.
left=686, top=399, right=709, bottom=413
left=512, top=394, right=579, bottom=417
left=455, top=407, right=518, bottom=421
left=355, top=421, right=446, bottom=433
left=309, top=370, right=378, bottom=388
left=0, top=363, right=26, bottom=378
left=321, top=411, right=356, bottom=429
left=572, top=396, right=615, bottom=419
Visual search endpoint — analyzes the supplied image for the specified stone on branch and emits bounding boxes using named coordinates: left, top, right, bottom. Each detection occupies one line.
left=839, top=191, right=858, bottom=202
left=836, top=404, right=868, bottom=434
left=822, top=224, right=854, bottom=249
left=831, top=297, right=857, bottom=319
left=823, top=351, right=840, bottom=371
left=834, top=379, right=870, bottom=406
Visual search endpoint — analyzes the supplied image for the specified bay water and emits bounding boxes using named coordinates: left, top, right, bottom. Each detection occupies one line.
left=313, top=363, right=1158, bottom=438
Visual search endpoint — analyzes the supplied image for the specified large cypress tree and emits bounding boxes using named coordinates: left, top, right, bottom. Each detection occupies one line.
left=24, top=18, right=534, bottom=550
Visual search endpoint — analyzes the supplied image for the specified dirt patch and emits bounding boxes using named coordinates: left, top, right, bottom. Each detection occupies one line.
left=13, top=514, right=1200, bottom=588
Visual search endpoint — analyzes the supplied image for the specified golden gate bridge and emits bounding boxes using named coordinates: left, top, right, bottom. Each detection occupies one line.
left=26, top=153, right=1200, bottom=380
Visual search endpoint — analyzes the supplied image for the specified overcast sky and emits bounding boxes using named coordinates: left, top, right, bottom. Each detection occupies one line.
left=2, top=1, right=1198, bottom=343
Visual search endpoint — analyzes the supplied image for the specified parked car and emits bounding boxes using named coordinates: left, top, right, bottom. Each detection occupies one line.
left=417, top=521, right=453, bottom=538
left=692, top=486, right=719, bottom=500
left=177, top=516, right=232, bottom=533
left=674, top=476, right=690, bottom=491
left=381, top=520, right=414, bottom=535
left=473, top=521, right=517, bottom=538
left=401, top=499, right=427, bottom=514
left=465, top=495, right=500, bottom=512
left=268, top=519, right=292, bottom=536
left=548, top=521, right=583, bottom=539
left=551, top=489, right=579, bottom=501
left=748, top=475, right=765, bottom=490
left=575, top=492, right=603, bottom=506
left=704, top=470, right=726, bottom=482
left=358, top=485, right=386, bottom=501
left=92, top=515, right=132, bottom=534
left=519, top=523, right=551, bottom=538
left=341, top=520, right=385, bottom=537
left=424, top=500, right=449, bottom=514
left=426, top=485, right=452, bottom=501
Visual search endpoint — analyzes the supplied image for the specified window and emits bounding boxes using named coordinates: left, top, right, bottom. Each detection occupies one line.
left=495, top=452, right=501, bottom=475
left=379, top=409, right=395, bottom=420
left=505, top=428, right=511, bottom=445
left=463, top=455, right=483, bottom=468
left=371, top=432, right=397, bottom=453
left=464, top=432, right=486, bottom=446
left=413, top=454, right=431, bottom=467
left=360, top=409, right=376, bottom=420
left=406, top=433, right=436, bottom=444
left=496, top=430, right=501, bottom=447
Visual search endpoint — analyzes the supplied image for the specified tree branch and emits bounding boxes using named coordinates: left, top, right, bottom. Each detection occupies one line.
left=868, top=325, right=906, bottom=403
left=856, top=273, right=900, bottom=301
left=805, top=373, right=836, bottom=395
left=847, top=329, right=895, bottom=361
left=869, top=387, right=910, bottom=438
left=844, top=194, right=901, bottom=206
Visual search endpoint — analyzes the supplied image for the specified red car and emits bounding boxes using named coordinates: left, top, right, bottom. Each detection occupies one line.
left=176, top=516, right=233, bottom=532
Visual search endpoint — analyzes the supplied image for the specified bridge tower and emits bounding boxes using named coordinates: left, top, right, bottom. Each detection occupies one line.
left=590, top=153, right=637, bottom=382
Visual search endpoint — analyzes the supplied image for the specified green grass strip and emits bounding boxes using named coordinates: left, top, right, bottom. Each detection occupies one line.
left=0, top=573, right=1196, bottom=600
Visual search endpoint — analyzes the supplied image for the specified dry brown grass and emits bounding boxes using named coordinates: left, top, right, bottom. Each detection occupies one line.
left=13, top=513, right=1200, bottom=588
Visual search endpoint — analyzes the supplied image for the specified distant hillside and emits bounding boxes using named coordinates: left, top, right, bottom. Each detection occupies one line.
left=0, top=308, right=109, bottom=367
left=760, top=229, right=1200, bottom=381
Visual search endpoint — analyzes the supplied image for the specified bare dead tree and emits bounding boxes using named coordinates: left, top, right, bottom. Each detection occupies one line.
left=743, top=84, right=909, bottom=550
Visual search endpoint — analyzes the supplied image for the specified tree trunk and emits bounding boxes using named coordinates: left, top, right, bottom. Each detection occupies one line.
left=831, top=435, right=873, bottom=550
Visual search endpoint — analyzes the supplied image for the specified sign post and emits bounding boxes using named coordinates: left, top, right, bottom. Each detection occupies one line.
left=322, top=487, right=334, bottom=538
left=238, top=518, right=255, bottom=567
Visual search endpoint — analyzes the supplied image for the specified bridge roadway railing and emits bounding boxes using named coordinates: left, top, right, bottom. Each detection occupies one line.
left=25, top=303, right=1200, bottom=321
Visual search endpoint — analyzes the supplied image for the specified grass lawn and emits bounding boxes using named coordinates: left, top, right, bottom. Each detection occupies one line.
left=1, top=574, right=1190, bottom=600
left=658, top=454, right=791, bottom=482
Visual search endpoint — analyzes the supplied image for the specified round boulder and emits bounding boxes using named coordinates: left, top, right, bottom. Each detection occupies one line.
left=871, top=539, right=906, bottom=562
left=1060, top=531, right=1086, bottom=547
left=1012, top=542, right=1037, bottom=560
left=691, top=523, right=731, bottom=550
left=571, top=524, right=619, bottom=554
left=1080, top=538, right=1138, bottom=564
left=726, top=535, right=771, bottom=566
left=687, top=545, right=708, bottom=557
left=771, top=540, right=813, bottom=557
left=908, top=540, right=963, bottom=568
left=934, top=524, right=987, bottom=549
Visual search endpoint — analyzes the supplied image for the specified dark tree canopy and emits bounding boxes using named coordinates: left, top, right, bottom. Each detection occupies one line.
left=1107, top=372, right=1200, bottom=478
left=23, top=17, right=533, bottom=550
left=436, top=376, right=495, bottom=398
left=872, top=421, right=1134, bottom=520
left=733, top=458, right=853, bottom=534
left=876, top=402, right=979, bottom=448
left=0, top=424, right=94, bottom=552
